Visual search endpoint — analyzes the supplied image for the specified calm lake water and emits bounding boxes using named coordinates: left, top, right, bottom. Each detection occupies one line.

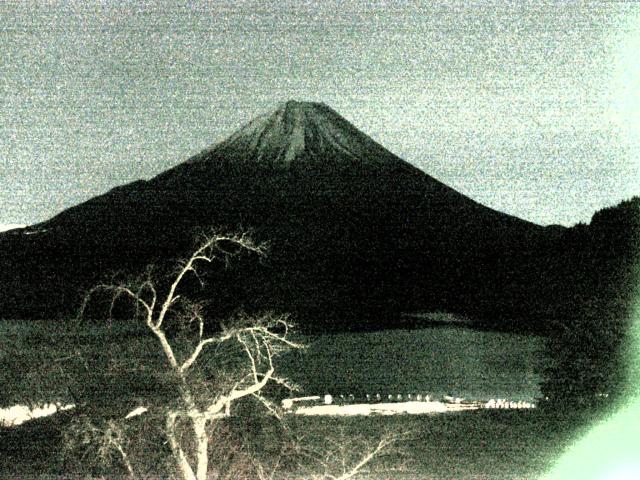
left=281, top=326, right=544, bottom=401
left=0, top=321, right=545, bottom=413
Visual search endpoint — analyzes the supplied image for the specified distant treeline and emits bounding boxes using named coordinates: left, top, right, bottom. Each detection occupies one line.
left=540, top=197, right=640, bottom=407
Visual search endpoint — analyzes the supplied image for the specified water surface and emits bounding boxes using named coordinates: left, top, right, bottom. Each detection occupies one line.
left=281, top=326, right=544, bottom=401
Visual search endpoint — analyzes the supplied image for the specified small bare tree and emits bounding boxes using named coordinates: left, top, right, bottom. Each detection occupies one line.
left=290, top=427, right=411, bottom=480
left=77, top=232, right=303, bottom=480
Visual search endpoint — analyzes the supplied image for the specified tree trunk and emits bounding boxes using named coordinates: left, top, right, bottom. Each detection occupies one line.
left=193, top=414, right=209, bottom=480
left=166, top=412, right=197, bottom=480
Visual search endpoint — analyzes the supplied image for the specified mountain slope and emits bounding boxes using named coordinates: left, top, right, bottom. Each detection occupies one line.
left=1, top=101, right=561, bottom=331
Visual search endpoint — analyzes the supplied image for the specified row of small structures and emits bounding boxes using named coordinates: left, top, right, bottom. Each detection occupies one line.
left=1, top=395, right=536, bottom=427
left=484, top=398, right=536, bottom=409
left=281, top=394, right=536, bottom=414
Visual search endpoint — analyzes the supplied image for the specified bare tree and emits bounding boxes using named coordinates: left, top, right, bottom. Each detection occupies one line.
left=317, top=434, right=402, bottom=480
left=77, top=232, right=303, bottom=480
left=291, top=427, right=411, bottom=480
left=69, top=231, right=407, bottom=479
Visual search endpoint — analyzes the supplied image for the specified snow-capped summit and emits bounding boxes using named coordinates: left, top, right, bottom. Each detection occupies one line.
left=188, top=100, right=405, bottom=171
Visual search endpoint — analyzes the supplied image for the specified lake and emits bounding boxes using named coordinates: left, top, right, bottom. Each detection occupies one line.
left=280, top=326, right=544, bottom=402
left=0, top=320, right=545, bottom=411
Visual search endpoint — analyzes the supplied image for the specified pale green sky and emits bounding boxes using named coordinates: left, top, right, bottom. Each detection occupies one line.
left=1, top=0, right=639, bottom=227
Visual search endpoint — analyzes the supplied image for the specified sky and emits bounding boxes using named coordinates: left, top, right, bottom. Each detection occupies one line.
left=1, top=0, right=639, bottom=228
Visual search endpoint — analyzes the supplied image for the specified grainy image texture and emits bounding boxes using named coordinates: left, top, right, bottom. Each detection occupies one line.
left=1, top=1, right=639, bottom=479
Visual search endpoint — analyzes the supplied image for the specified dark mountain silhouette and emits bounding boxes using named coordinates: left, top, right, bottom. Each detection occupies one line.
left=0, top=101, right=634, bottom=334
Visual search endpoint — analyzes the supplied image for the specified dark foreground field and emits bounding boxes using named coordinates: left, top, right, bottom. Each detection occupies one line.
left=0, top=405, right=604, bottom=479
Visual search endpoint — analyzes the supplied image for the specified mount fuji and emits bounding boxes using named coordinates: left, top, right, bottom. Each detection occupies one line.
left=0, top=101, right=562, bottom=331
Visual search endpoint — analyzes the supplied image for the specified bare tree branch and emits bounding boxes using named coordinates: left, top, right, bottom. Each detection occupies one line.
left=180, top=336, right=225, bottom=374
left=156, top=232, right=266, bottom=330
left=294, top=428, right=411, bottom=480
left=330, top=435, right=394, bottom=480
left=75, top=232, right=304, bottom=480
left=238, top=334, right=259, bottom=383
